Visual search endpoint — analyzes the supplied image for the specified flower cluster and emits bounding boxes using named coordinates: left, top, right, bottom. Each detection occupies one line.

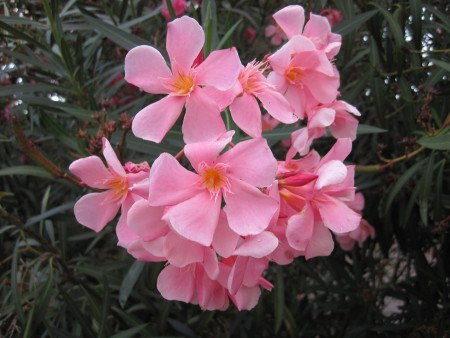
left=70, top=5, right=373, bottom=311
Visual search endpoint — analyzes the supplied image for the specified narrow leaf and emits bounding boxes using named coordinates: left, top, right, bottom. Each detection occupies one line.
left=119, top=261, right=145, bottom=308
left=418, top=134, right=450, bottom=150
left=333, top=9, right=379, bottom=36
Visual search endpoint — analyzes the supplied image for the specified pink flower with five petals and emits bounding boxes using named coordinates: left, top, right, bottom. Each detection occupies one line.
left=124, top=16, right=241, bottom=144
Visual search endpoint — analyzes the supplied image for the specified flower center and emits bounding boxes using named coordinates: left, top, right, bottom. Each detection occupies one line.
left=104, top=176, right=128, bottom=201
left=285, top=66, right=303, bottom=85
left=198, top=162, right=231, bottom=200
left=171, top=71, right=195, bottom=96
left=240, top=61, right=271, bottom=95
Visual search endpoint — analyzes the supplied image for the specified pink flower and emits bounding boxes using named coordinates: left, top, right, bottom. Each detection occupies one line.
left=335, top=219, right=374, bottom=251
left=69, top=138, right=149, bottom=239
left=147, top=132, right=279, bottom=246
left=320, top=8, right=343, bottom=27
left=161, top=0, right=188, bottom=21
left=277, top=139, right=361, bottom=259
left=125, top=16, right=241, bottom=144
left=265, top=24, right=287, bottom=45
left=267, top=35, right=340, bottom=119
left=271, top=5, right=342, bottom=59
left=229, top=61, right=297, bottom=138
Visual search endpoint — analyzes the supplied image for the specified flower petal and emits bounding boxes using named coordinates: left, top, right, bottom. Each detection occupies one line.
left=220, top=138, right=277, bottom=187
left=286, top=203, right=314, bottom=251
left=195, top=48, right=241, bottom=90
left=69, top=156, right=112, bottom=189
left=257, top=89, right=297, bottom=124
left=127, top=199, right=168, bottom=241
left=314, top=194, right=361, bottom=233
left=273, top=5, right=305, bottom=39
left=315, top=160, right=347, bottom=190
left=73, top=191, right=120, bottom=232
left=124, top=45, right=172, bottom=94
left=148, top=153, right=199, bottom=206
left=163, top=190, right=221, bottom=246
left=166, top=16, right=204, bottom=74
left=182, top=89, right=226, bottom=143
left=132, top=95, right=185, bottom=143
left=230, top=92, right=262, bottom=138
left=184, top=131, right=234, bottom=171
left=102, top=138, right=125, bottom=176
left=224, top=178, right=278, bottom=236
left=305, top=222, right=334, bottom=259
left=157, top=265, right=195, bottom=303
left=165, top=231, right=205, bottom=267
left=212, top=212, right=240, bottom=258
left=233, top=231, right=278, bottom=258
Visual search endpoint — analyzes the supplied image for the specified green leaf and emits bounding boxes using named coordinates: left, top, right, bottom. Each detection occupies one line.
left=34, top=257, right=55, bottom=327
left=109, top=324, right=148, bottom=338
left=25, top=202, right=75, bottom=227
left=369, top=3, right=404, bottom=49
left=119, top=261, right=145, bottom=308
left=81, top=13, right=150, bottom=51
left=165, top=0, right=177, bottom=20
left=11, top=240, right=25, bottom=324
left=333, top=9, right=379, bottom=36
left=385, top=159, right=427, bottom=213
left=424, top=67, right=447, bottom=89
left=215, top=19, right=243, bottom=50
left=0, top=83, right=68, bottom=97
left=274, top=266, right=284, bottom=333
left=357, top=124, right=388, bottom=134
left=261, top=125, right=299, bottom=142
left=0, top=15, right=49, bottom=28
left=0, top=166, right=52, bottom=179
left=419, top=152, right=434, bottom=226
left=430, top=59, right=450, bottom=73
left=409, top=0, right=423, bottom=50
left=418, top=134, right=450, bottom=150
left=59, top=287, right=96, bottom=338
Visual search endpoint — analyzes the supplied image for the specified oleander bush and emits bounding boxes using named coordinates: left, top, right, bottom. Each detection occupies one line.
left=1, top=0, right=449, bottom=337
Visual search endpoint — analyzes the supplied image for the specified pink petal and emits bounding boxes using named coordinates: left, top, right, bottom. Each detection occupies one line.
left=203, top=247, right=220, bottom=280
left=73, top=191, right=120, bottom=232
left=233, top=231, right=278, bottom=258
left=157, top=265, right=195, bottom=302
left=305, top=222, right=334, bottom=259
left=182, top=89, right=226, bottom=144
left=132, top=95, right=185, bottom=143
left=230, top=285, right=261, bottom=311
left=127, top=200, right=168, bottom=241
left=229, top=92, right=262, bottom=138
left=126, top=239, right=166, bottom=262
left=69, top=156, right=112, bottom=189
left=227, top=256, right=248, bottom=294
left=308, top=107, right=336, bottom=129
left=319, top=138, right=352, bottom=164
left=163, top=190, right=221, bottom=246
left=220, top=138, right=277, bottom=187
left=102, top=138, right=125, bottom=176
left=273, top=5, right=305, bottom=39
left=303, top=14, right=331, bottom=48
left=184, top=131, right=234, bottom=172
left=195, top=48, right=241, bottom=90
left=302, top=71, right=339, bottom=103
left=212, top=212, right=240, bottom=258
left=166, top=16, right=204, bottom=74
left=286, top=203, right=314, bottom=251
left=148, top=153, right=199, bottom=206
left=315, top=160, right=348, bottom=190
left=243, top=257, right=268, bottom=286
left=141, top=236, right=166, bottom=257
left=165, top=231, right=205, bottom=267
left=124, top=45, right=172, bottom=94
left=314, top=194, right=361, bottom=233
left=257, top=89, right=297, bottom=124
left=116, top=197, right=139, bottom=247
left=195, top=265, right=229, bottom=310
left=267, top=71, right=288, bottom=94
left=224, top=178, right=278, bottom=236
left=329, top=112, right=359, bottom=141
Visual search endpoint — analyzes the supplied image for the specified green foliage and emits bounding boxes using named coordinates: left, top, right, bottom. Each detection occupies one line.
left=1, top=0, right=449, bottom=337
